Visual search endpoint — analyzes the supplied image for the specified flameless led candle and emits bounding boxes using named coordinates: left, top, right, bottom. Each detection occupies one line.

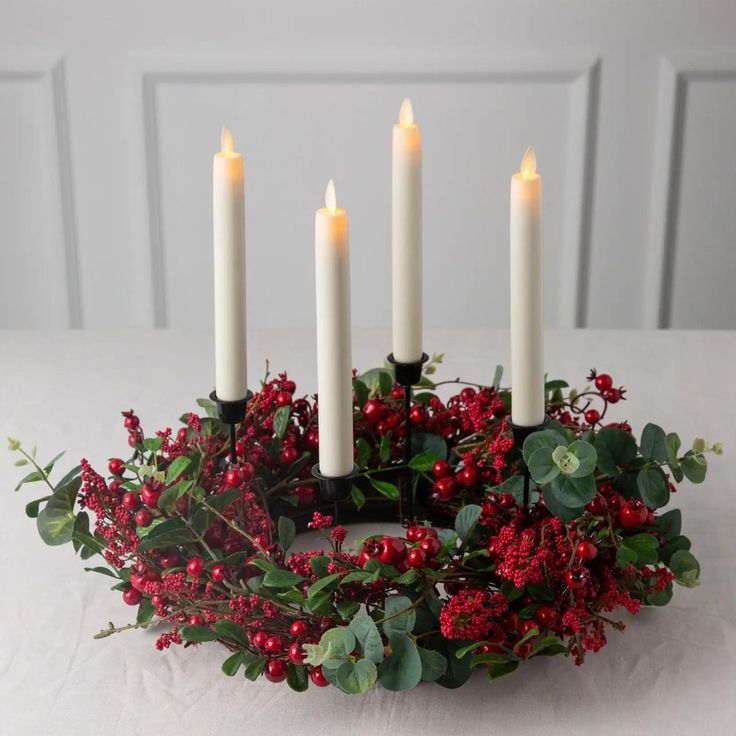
left=392, top=98, right=423, bottom=363
left=510, top=148, right=545, bottom=426
left=315, top=180, right=354, bottom=477
left=213, top=126, right=247, bottom=402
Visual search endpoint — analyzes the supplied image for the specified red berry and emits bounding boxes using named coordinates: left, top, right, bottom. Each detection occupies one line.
left=409, top=406, right=425, bottom=424
left=432, top=460, right=451, bottom=478
left=584, top=409, right=601, bottom=425
left=586, top=495, right=607, bottom=515
left=188, top=614, right=204, bottom=626
left=406, top=525, right=429, bottom=542
left=419, top=536, right=441, bottom=558
left=211, top=563, right=226, bottom=583
left=520, top=620, right=538, bottom=635
left=457, top=465, right=479, bottom=488
left=287, top=641, right=305, bottom=664
left=264, top=636, right=285, bottom=654
left=536, top=606, right=558, bottom=628
left=122, top=588, right=142, bottom=606
left=264, top=659, right=288, bottom=683
left=121, top=492, right=141, bottom=512
left=619, top=499, right=648, bottom=530
left=362, top=399, right=387, bottom=425
left=239, top=462, right=255, bottom=481
left=108, top=458, right=124, bottom=476
left=305, top=429, right=319, bottom=449
left=151, top=594, right=167, bottom=608
left=276, top=391, right=292, bottom=407
left=595, top=373, right=613, bottom=392
left=252, top=630, right=269, bottom=650
left=224, top=468, right=240, bottom=487
left=293, top=485, right=316, bottom=506
left=486, top=536, right=502, bottom=556
left=565, top=569, right=587, bottom=590
left=135, top=509, right=153, bottom=527
left=433, top=476, right=459, bottom=501
left=159, top=553, right=180, bottom=569
left=177, top=427, right=188, bottom=443
left=280, top=447, right=299, bottom=465
left=123, top=415, right=140, bottom=430
left=603, top=388, right=621, bottom=403
left=130, top=572, right=148, bottom=592
left=186, top=557, right=205, bottom=577
left=407, top=547, right=427, bottom=568
left=141, top=484, right=161, bottom=508
left=646, top=510, right=656, bottom=525
left=310, top=666, right=329, bottom=687
left=290, top=620, right=309, bottom=638
left=575, top=540, right=598, bottom=561
left=378, top=536, right=407, bottom=565
left=282, top=379, right=296, bottom=394
left=498, top=493, right=516, bottom=509
left=516, top=641, right=533, bottom=658
left=460, top=387, right=476, bottom=403
left=390, top=386, right=404, bottom=400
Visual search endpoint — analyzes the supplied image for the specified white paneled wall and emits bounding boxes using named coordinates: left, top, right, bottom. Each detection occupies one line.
left=0, top=1, right=734, bottom=330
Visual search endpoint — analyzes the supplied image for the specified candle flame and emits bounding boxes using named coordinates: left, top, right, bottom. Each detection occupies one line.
left=325, top=179, right=337, bottom=213
left=399, top=98, right=414, bottom=127
left=221, top=126, right=234, bottom=156
left=520, top=147, right=537, bottom=179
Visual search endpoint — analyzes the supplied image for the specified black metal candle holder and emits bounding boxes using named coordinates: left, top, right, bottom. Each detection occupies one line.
left=508, top=418, right=549, bottom=507
left=210, top=389, right=253, bottom=464
left=387, top=352, right=429, bottom=520
left=311, top=464, right=359, bottom=523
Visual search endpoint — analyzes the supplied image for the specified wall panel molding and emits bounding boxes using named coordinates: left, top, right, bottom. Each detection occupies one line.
left=130, top=52, right=600, bottom=329
left=0, top=53, right=81, bottom=327
left=644, top=51, right=736, bottom=328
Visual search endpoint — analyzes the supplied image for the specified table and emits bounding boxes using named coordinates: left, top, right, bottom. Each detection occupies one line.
left=2, top=329, right=735, bottom=736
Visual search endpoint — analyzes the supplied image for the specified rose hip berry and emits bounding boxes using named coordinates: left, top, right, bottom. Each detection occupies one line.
left=121, top=492, right=141, bottom=512
left=584, top=409, right=601, bottom=425
left=135, top=509, right=153, bottom=527
left=310, top=666, right=329, bottom=687
left=407, top=547, right=428, bottom=568
left=619, top=499, right=648, bottom=530
left=264, top=659, right=288, bottom=683
left=419, top=536, right=441, bottom=558
left=108, top=458, right=124, bottom=476
left=575, top=540, right=598, bottom=561
left=186, top=557, right=205, bottom=577
left=122, top=588, right=142, bottom=606
left=432, top=460, right=451, bottom=478
left=595, top=373, right=613, bottom=392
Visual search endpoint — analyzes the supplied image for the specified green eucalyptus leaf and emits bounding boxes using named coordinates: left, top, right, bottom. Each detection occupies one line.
left=455, top=504, right=482, bottom=542
left=522, top=429, right=568, bottom=465
left=335, top=659, right=377, bottom=694
left=348, top=615, right=385, bottom=664
left=665, top=433, right=682, bottom=467
left=567, top=440, right=597, bottom=477
left=637, top=467, right=670, bottom=508
left=546, top=473, right=596, bottom=508
left=595, top=428, right=637, bottom=476
left=378, top=633, right=422, bottom=691
left=681, top=452, right=707, bottom=484
left=622, top=533, right=659, bottom=565
left=640, top=424, right=668, bottom=463
left=656, top=509, right=682, bottom=541
left=528, top=446, right=560, bottom=484
left=541, top=488, right=585, bottom=523
left=417, top=647, right=448, bottom=682
left=36, top=477, right=81, bottom=546
left=670, top=550, right=700, bottom=587
left=382, top=595, right=416, bottom=637
left=411, top=433, right=448, bottom=460
left=551, top=445, right=580, bottom=476
left=659, top=535, right=691, bottom=565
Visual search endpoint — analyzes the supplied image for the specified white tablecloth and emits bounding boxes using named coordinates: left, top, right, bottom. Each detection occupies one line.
left=1, top=329, right=735, bottom=736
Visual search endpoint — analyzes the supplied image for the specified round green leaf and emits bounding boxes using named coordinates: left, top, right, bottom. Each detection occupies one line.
left=669, top=550, right=700, bottom=587
left=522, top=429, right=568, bottom=465
left=637, top=467, right=670, bottom=508
left=418, top=647, right=448, bottom=682
left=567, top=440, right=597, bottom=477
left=378, top=633, right=423, bottom=691
left=527, top=446, right=560, bottom=484
left=542, top=487, right=585, bottom=522
left=455, top=504, right=482, bottom=541
left=552, top=445, right=580, bottom=476
left=547, top=473, right=596, bottom=508
left=336, top=658, right=377, bottom=694
left=382, top=595, right=416, bottom=637
left=595, top=428, right=637, bottom=476
left=348, top=615, right=385, bottom=663
left=320, top=626, right=356, bottom=659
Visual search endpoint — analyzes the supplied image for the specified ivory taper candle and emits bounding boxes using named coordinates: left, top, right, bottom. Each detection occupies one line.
left=315, top=180, right=354, bottom=477
left=213, top=126, right=247, bottom=402
left=392, top=98, right=423, bottom=363
left=510, top=147, right=545, bottom=426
